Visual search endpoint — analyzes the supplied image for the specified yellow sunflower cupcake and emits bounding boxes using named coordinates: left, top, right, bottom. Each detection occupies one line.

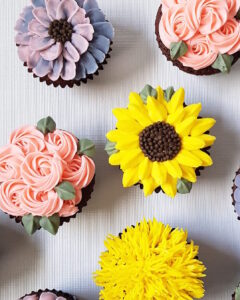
left=105, top=85, right=216, bottom=197
left=94, top=218, right=206, bottom=300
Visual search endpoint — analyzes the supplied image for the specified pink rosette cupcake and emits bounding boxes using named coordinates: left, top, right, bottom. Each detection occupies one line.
left=15, top=0, right=114, bottom=88
left=0, top=116, right=95, bottom=235
left=155, top=0, right=240, bottom=75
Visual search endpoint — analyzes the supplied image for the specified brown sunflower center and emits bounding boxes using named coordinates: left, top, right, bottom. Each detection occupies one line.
left=139, top=122, right=181, bottom=162
left=48, top=19, right=73, bottom=44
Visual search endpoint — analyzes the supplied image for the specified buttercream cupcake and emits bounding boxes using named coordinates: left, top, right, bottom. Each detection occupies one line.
left=19, top=289, right=76, bottom=300
left=94, top=218, right=206, bottom=299
left=231, top=169, right=240, bottom=220
left=105, top=84, right=216, bottom=197
left=0, top=116, right=95, bottom=235
left=155, top=0, right=240, bottom=75
left=15, top=0, right=114, bottom=87
left=233, top=283, right=240, bottom=299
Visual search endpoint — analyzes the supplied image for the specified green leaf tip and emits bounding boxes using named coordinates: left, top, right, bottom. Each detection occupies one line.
left=78, top=139, right=95, bottom=158
left=37, top=116, right=56, bottom=135
left=55, top=181, right=76, bottom=200
left=22, top=214, right=41, bottom=235
left=39, top=214, right=60, bottom=235
left=105, top=140, right=118, bottom=156
left=211, top=54, right=234, bottom=73
left=164, top=87, right=175, bottom=102
left=140, top=85, right=158, bottom=103
left=177, top=179, right=192, bottom=194
left=170, top=41, right=188, bottom=60
left=235, top=283, right=240, bottom=300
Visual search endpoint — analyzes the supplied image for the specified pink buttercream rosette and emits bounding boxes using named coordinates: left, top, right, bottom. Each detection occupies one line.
left=0, top=118, right=95, bottom=233
left=158, top=0, right=240, bottom=72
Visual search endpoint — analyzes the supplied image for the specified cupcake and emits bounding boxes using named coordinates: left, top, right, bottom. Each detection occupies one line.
left=94, top=218, right=206, bottom=299
left=105, top=84, right=216, bottom=197
left=19, top=289, right=76, bottom=300
left=233, top=283, right=240, bottom=299
left=155, top=0, right=240, bottom=75
left=231, top=169, right=240, bottom=220
left=0, top=116, right=95, bottom=235
left=15, top=0, right=114, bottom=88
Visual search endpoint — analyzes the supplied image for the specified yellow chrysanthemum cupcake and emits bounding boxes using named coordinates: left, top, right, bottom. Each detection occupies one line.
left=105, top=85, right=216, bottom=197
left=94, top=219, right=206, bottom=300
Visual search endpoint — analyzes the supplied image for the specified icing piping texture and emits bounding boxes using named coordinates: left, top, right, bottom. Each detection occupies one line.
left=159, top=0, right=240, bottom=70
left=15, top=0, right=114, bottom=81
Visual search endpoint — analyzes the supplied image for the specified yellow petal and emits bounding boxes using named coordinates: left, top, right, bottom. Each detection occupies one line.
left=191, top=118, right=216, bottom=137
left=182, top=136, right=205, bottom=150
left=166, top=107, right=185, bottom=126
left=109, top=151, right=123, bottom=166
left=152, top=162, right=167, bottom=185
left=183, top=103, right=202, bottom=119
left=161, top=175, right=177, bottom=198
left=122, top=167, right=139, bottom=187
left=116, top=136, right=139, bottom=150
left=106, top=130, right=138, bottom=143
left=129, top=92, right=145, bottom=108
left=198, top=134, right=216, bottom=147
left=163, top=159, right=182, bottom=178
left=116, top=120, right=143, bottom=133
left=181, top=165, right=197, bottom=183
left=128, top=104, right=152, bottom=127
left=142, top=177, right=158, bottom=196
left=121, top=149, right=144, bottom=170
left=112, top=108, right=133, bottom=121
left=138, top=157, right=152, bottom=180
left=192, top=150, right=213, bottom=166
left=156, top=86, right=164, bottom=102
left=147, top=96, right=167, bottom=122
left=176, top=149, right=202, bottom=167
left=175, top=117, right=196, bottom=137
left=167, top=88, right=185, bottom=114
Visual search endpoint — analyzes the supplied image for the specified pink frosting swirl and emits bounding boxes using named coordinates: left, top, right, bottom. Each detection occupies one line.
left=227, top=0, right=240, bottom=18
left=45, top=129, right=78, bottom=162
left=159, top=4, right=197, bottom=48
left=9, top=125, right=46, bottom=155
left=62, top=154, right=95, bottom=190
left=0, top=180, right=27, bottom=216
left=21, top=187, right=63, bottom=217
left=59, top=188, right=82, bottom=217
left=162, top=0, right=187, bottom=11
left=21, top=152, right=64, bottom=192
left=178, top=33, right=218, bottom=69
left=0, top=145, right=24, bottom=182
left=207, top=18, right=240, bottom=54
left=185, top=0, right=228, bottom=35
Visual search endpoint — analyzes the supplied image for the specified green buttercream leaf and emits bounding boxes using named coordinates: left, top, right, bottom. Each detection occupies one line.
left=211, top=54, right=234, bottom=73
left=177, top=179, right=192, bottom=194
left=170, top=41, right=188, bottom=60
left=236, top=8, right=240, bottom=20
left=235, top=283, right=240, bottom=300
left=105, top=140, right=118, bottom=156
left=39, top=214, right=60, bottom=235
left=22, top=214, right=41, bottom=235
left=37, top=116, right=56, bottom=135
left=139, top=85, right=157, bottom=103
left=78, top=139, right=95, bottom=158
left=55, top=181, right=76, bottom=200
left=164, top=87, right=175, bottom=102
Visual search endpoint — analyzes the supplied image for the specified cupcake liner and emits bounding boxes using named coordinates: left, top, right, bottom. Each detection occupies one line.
left=20, top=46, right=112, bottom=88
left=155, top=5, right=240, bottom=76
left=231, top=169, right=240, bottom=220
left=20, top=289, right=76, bottom=300
left=10, top=175, right=95, bottom=229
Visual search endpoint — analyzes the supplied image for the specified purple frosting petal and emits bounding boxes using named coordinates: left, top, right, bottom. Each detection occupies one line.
left=61, top=59, right=76, bottom=80
left=75, top=60, right=86, bottom=79
left=29, top=19, right=49, bottom=37
left=83, top=0, right=99, bottom=11
left=70, top=8, right=88, bottom=26
left=49, top=56, right=63, bottom=81
left=45, top=0, right=61, bottom=20
left=20, top=6, right=34, bottom=23
left=93, top=22, right=114, bottom=40
left=56, top=0, right=79, bottom=21
left=40, top=42, right=63, bottom=60
left=39, top=292, right=58, bottom=300
left=31, top=36, right=55, bottom=51
left=81, top=52, right=98, bottom=74
left=234, top=188, right=240, bottom=203
left=235, top=174, right=240, bottom=188
left=76, top=0, right=84, bottom=7
left=235, top=201, right=240, bottom=216
left=33, top=57, right=52, bottom=77
left=71, top=33, right=89, bottom=55
left=28, top=51, right=41, bottom=68
left=22, top=295, right=38, bottom=300
left=74, top=24, right=94, bottom=40
left=18, top=46, right=30, bottom=62
left=15, top=19, right=29, bottom=33
left=86, top=8, right=105, bottom=23
left=88, top=44, right=105, bottom=63
left=15, top=33, right=31, bottom=46
left=31, top=0, right=45, bottom=8
left=91, top=35, right=110, bottom=53
left=33, top=7, right=51, bottom=27
left=64, top=41, right=80, bottom=62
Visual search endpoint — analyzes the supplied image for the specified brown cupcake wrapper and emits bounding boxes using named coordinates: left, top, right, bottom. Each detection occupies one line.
left=9, top=175, right=95, bottom=229
left=233, top=293, right=235, bottom=299
left=18, top=43, right=112, bottom=88
left=20, top=288, right=76, bottom=300
left=155, top=5, right=240, bottom=76
left=231, top=169, right=240, bottom=220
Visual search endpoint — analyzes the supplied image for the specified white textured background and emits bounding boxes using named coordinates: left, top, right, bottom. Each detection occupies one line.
left=0, top=0, right=240, bottom=299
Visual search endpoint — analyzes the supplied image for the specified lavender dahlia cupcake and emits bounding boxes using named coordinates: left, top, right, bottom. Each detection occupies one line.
left=19, top=289, right=76, bottom=300
left=15, top=0, right=114, bottom=87
left=155, top=0, right=240, bottom=75
left=231, top=169, right=240, bottom=220
left=0, top=117, right=95, bottom=235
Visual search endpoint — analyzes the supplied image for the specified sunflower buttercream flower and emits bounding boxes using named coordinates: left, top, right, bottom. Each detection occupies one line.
left=105, top=85, right=216, bottom=197
left=94, top=218, right=206, bottom=300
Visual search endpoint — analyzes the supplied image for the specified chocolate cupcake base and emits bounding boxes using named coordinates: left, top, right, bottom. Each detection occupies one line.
left=155, top=5, right=240, bottom=76
left=20, top=289, right=76, bottom=300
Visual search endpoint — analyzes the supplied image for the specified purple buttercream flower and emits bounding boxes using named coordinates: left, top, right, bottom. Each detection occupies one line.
left=233, top=174, right=240, bottom=217
left=15, top=0, right=94, bottom=81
